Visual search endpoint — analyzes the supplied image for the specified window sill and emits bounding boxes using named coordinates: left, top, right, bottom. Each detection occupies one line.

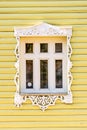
left=20, top=92, right=68, bottom=96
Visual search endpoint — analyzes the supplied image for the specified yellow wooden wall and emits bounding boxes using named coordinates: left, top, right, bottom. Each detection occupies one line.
left=0, top=0, right=87, bottom=129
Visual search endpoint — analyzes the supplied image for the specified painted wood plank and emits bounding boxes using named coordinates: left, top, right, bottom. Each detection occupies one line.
left=71, top=55, right=87, bottom=61
left=0, top=74, right=15, bottom=79
left=0, top=109, right=87, bottom=116
left=0, top=62, right=15, bottom=68
left=0, top=38, right=16, bottom=44
left=72, top=49, right=87, bottom=54
left=0, top=121, right=87, bottom=128
left=71, top=37, right=87, bottom=43
left=73, top=73, right=87, bottom=78
left=0, top=32, right=14, bottom=37
left=71, top=67, right=87, bottom=72
left=0, top=68, right=16, bottom=74
left=0, top=128, right=87, bottom=130
left=0, top=26, right=13, bottom=32
left=0, top=86, right=15, bottom=92
left=0, top=115, right=87, bottom=122
left=0, top=44, right=16, bottom=50
left=0, top=7, right=87, bottom=14
left=0, top=80, right=15, bottom=86
left=0, top=1, right=87, bottom=7
left=1, top=103, right=87, bottom=110
left=0, top=50, right=14, bottom=56
left=72, top=79, right=87, bottom=85
left=73, top=61, right=87, bottom=66
left=72, top=85, right=87, bottom=91
left=0, top=56, right=16, bottom=62
left=72, top=43, right=87, bottom=49
left=1, top=14, right=87, bottom=20
left=0, top=20, right=87, bottom=26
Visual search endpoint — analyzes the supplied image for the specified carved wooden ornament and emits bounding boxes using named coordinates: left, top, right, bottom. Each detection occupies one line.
left=14, top=23, right=72, bottom=111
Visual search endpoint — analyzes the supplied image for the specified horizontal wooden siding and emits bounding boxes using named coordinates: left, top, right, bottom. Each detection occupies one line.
left=0, top=0, right=87, bottom=129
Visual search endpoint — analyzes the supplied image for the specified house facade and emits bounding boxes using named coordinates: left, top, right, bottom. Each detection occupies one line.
left=0, top=0, right=87, bottom=129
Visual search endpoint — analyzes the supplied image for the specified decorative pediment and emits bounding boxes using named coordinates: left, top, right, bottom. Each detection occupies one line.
left=14, top=22, right=72, bottom=37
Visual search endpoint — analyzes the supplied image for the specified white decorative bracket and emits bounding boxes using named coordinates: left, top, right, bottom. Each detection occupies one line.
left=14, top=22, right=72, bottom=111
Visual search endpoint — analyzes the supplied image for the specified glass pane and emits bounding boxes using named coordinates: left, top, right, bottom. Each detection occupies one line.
left=40, top=43, right=48, bottom=52
left=55, top=60, right=62, bottom=88
left=40, top=60, right=48, bottom=89
left=26, top=43, right=33, bottom=53
left=55, top=43, right=62, bottom=53
left=26, top=60, right=33, bottom=89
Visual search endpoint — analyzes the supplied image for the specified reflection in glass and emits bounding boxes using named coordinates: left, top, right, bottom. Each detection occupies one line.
left=40, top=43, right=48, bottom=52
left=26, top=60, right=33, bottom=89
left=55, top=60, right=62, bottom=88
left=55, top=43, right=62, bottom=53
left=26, top=43, right=33, bottom=53
left=40, top=60, right=48, bottom=89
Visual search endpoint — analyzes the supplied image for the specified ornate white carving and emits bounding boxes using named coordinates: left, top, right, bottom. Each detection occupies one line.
left=14, top=22, right=72, bottom=111
left=61, top=91, right=72, bottom=103
left=28, top=95, right=58, bottom=111
left=14, top=22, right=72, bottom=37
left=14, top=92, right=25, bottom=107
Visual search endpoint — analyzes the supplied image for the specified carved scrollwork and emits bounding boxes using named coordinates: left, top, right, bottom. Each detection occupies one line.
left=14, top=23, right=72, bottom=37
left=14, top=23, right=72, bottom=111
left=28, top=95, right=58, bottom=111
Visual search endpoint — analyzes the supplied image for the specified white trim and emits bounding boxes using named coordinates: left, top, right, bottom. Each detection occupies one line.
left=14, top=22, right=72, bottom=37
left=20, top=38, right=66, bottom=94
left=14, top=23, right=72, bottom=111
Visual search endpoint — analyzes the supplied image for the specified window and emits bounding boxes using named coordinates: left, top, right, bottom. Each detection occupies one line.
left=26, top=43, right=33, bottom=53
left=20, top=37, right=67, bottom=94
left=55, top=60, right=62, bottom=88
left=40, top=43, right=48, bottom=52
left=14, top=23, right=72, bottom=110
left=55, top=43, right=62, bottom=53
left=26, top=60, right=33, bottom=89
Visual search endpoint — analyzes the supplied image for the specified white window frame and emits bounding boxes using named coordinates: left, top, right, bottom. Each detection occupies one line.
left=20, top=37, right=67, bottom=94
left=14, top=23, right=72, bottom=111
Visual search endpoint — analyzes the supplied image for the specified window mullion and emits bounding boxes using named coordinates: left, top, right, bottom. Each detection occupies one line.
left=48, top=42, right=55, bottom=92
left=33, top=41, right=40, bottom=92
left=49, top=57, right=55, bottom=92
left=33, top=58, right=40, bottom=92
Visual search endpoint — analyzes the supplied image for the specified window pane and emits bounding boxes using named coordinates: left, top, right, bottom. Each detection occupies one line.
left=55, top=60, right=62, bottom=88
left=26, top=60, right=33, bottom=89
left=40, top=60, right=48, bottom=89
left=26, top=43, right=33, bottom=53
left=40, top=43, right=48, bottom=52
left=55, top=43, right=62, bottom=53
